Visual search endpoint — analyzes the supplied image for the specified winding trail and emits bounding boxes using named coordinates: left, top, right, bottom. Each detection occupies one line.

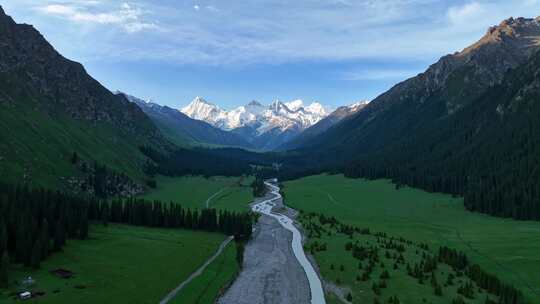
left=159, top=236, right=234, bottom=304
left=205, top=188, right=227, bottom=208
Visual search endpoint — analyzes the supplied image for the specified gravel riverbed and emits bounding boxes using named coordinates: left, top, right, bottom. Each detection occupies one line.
left=218, top=192, right=311, bottom=304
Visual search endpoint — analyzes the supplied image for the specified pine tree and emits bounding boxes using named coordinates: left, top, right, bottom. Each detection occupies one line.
left=41, top=220, right=50, bottom=259
left=0, top=251, right=8, bottom=288
left=70, top=151, right=79, bottom=164
left=79, top=212, right=89, bottom=240
left=30, top=238, right=42, bottom=269
left=54, top=220, right=65, bottom=251
left=0, top=219, right=6, bottom=255
left=102, top=203, right=109, bottom=227
left=434, top=284, right=443, bottom=296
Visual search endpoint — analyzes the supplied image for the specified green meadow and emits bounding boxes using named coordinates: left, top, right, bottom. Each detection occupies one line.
left=0, top=102, right=147, bottom=189
left=0, top=224, right=226, bottom=304
left=141, top=175, right=254, bottom=212
left=299, top=213, right=498, bottom=303
left=170, top=242, right=239, bottom=304
left=283, top=174, right=540, bottom=302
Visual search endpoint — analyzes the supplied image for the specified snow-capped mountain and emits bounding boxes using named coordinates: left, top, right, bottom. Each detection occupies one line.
left=120, top=93, right=252, bottom=148
left=181, top=97, right=331, bottom=149
left=277, top=100, right=370, bottom=151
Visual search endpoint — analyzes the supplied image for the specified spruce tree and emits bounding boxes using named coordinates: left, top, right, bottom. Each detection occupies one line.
left=54, top=220, right=65, bottom=251
left=79, top=213, right=89, bottom=240
left=30, top=238, right=42, bottom=269
left=0, top=251, right=8, bottom=288
left=70, top=151, right=79, bottom=164
left=0, top=219, right=6, bottom=255
left=41, top=220, right=50, bottom=259
left=102, top=203, right=109, bottom=227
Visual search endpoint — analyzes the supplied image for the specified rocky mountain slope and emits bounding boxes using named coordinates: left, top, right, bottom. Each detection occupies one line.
left=296, top=16, right=540, bottom=221
left=181, top=97, right=330, bottom=150
left=301, top=17, right=540, bottom=153
left=121, top=93, right=252, bottom=149
left=279, top=100, right=368, bottom=150
left=0, top=6, right=165, bottom=188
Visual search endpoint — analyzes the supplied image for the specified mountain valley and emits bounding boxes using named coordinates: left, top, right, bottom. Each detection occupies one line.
left=0, top=3, right=539, bottom=304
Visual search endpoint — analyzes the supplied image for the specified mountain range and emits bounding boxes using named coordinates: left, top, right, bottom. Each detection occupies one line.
left=278, top=100, right=368, bottom=150
left=119, top=93, right=251, bottom=149
left=181, top=97, right=365, bottom=150
left=1, top=3, right=540, bottom=222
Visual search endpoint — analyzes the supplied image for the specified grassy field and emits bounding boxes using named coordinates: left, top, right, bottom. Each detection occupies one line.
left=170, top=242, right=239, bottom=304
left=283, top=174, right=540, bottom=303
left=0, top=224, right=226, bottom=304
left=141, top=175, right=254, bottom=212
left=0, top=101, right=147, bottom=189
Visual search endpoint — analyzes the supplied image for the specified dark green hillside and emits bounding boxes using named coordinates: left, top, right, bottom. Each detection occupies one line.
left=295, top=17, right=540, bottom=220
left=344, top=49, right=540, bottom=220
left=0, top=7, right=167, bottom=189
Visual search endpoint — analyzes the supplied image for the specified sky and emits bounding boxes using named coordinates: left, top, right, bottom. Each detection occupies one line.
left=3, top=0, right=540, bottom=109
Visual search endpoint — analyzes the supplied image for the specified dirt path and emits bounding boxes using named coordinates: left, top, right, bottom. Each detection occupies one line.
left=159, top=236, right=234, bottom=304
left=205, top=188, right=227, bottom=208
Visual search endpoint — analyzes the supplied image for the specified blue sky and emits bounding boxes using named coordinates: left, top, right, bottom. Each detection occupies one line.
left=3, top=0, right=540, bottom=109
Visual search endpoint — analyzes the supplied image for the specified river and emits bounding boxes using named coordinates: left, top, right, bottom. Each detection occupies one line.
left=251, top=180, right=326, bottom=304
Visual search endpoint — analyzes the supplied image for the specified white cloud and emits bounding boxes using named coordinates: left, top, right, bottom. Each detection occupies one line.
left=193, top=5, right=200, bottom=11
left=41, top=4, right=75, bottom=15
left=447, top=2, right=485, bottom=24
left=38, top=2, right=157, bottom=33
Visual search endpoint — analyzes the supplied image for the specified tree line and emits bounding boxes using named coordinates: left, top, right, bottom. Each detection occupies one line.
left=140, top=146, right=258, bottom=177
left=68, top=154, right=144, bottom=198
left=0, top=183, right=90, bottom=287
left=251, top=174, right=266, bottom=197
left=95, top=197, right=253, bottom=239
left=438, top=246, right=525, bottom=304
left=0, top=183, right=253, bottom=288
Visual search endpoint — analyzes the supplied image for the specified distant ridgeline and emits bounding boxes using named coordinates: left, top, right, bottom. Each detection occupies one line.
left=0, top=183, right=253, bottom=288
left=293, top=17, right=540, bottom=221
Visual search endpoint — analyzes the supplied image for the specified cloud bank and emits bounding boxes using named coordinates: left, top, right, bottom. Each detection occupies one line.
left=5, top=0, right=540, bottom=68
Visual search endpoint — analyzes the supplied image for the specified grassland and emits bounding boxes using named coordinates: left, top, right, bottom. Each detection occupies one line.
left=0, top=102, right=147, bottom=189
left=141, top=175, right=254, bottom=212
left=170, top=242, right=239, bottom=304
left=283, top=174, right=540, bottom=303
left=0, top=224, right=226, bottom=304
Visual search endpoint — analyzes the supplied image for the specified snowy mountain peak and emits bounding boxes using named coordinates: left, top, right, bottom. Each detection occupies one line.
left=305, top=102, right=328, bottom=116
left=349, top=100, right=370, bottom=111
left=181, top=97, right=331, bottom=135
left=193, top=96, right=208, bottom=103
left=285, top=99, right=304, bottom=111
left=269, top=100, right=292, bottom=113
left=181, top=97, right=228, bottom=126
